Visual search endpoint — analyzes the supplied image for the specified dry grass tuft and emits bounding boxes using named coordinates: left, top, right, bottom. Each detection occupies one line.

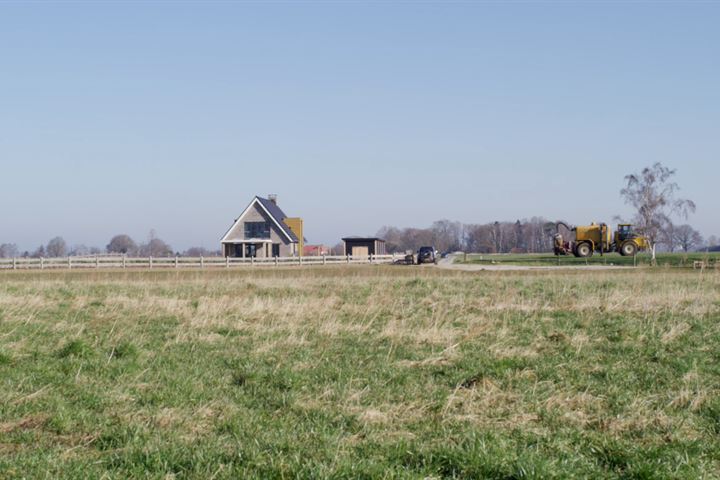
left=0, top=414, right=49, bottom=434
left=661, top=321, right=691, bottom=344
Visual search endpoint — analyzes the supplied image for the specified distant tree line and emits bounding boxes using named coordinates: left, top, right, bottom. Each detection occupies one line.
left=0, top=231, right=220, bottom=258
left=377, top=218, right=559, bottom=254
left=373, top=218, right=713, bottom=255
left=658, top=223, right=706, bottom=253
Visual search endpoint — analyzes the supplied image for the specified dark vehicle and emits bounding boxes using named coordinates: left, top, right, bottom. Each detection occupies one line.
left=417, top=246, right=437, bottom=265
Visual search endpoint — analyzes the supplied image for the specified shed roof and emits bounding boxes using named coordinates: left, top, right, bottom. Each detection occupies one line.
left=342, top=237, right=385, bottom=242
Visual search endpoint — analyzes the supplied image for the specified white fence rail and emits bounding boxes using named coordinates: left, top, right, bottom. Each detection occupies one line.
left=0, top=254, right=401, bottom=271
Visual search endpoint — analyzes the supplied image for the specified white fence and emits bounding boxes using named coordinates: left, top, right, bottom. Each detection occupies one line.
left=0, top=254, right=401, bottom=271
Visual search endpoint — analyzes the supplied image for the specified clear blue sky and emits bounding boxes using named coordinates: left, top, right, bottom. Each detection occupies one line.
left=1, top=1, right=718, bottom=252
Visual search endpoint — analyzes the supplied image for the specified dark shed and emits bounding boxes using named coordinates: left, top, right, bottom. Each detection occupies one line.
left=342, top=237, right=387, bottom=256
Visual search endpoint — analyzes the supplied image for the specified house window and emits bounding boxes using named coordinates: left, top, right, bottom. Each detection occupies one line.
left=244, top=222, right=270, bottom=239
left=272, top=244, right=280, bottom=257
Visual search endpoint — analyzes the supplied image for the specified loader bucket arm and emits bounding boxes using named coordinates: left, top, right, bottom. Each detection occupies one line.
left=555, top=221, right=572, bottom=233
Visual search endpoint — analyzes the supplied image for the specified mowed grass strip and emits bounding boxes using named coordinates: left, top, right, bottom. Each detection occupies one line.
left=0, top=267, right=719, bottom=478
left=460, top=251, right=720, bottom=267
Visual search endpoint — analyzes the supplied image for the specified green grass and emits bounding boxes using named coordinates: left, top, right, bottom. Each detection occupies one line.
left=457, top=251, right=720, bottom=267
left=0, top=267, right=719, bottom=478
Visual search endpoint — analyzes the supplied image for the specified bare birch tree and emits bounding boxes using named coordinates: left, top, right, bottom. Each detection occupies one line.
left=620, top=163, right=695, bottom=262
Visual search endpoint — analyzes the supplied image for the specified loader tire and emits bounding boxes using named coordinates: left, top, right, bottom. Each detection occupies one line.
left=620, top=241, right=637, bottom=257
left=575, top=242, right=592, bottom=258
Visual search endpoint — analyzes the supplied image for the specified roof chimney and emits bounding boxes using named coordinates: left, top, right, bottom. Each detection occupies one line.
left=268, top=194, right=277, bottom=205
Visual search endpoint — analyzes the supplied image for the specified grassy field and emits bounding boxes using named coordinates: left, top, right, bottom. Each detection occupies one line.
left=457, top=251, right=720, bottom=268
left=1, top=266, right=719, bottom=478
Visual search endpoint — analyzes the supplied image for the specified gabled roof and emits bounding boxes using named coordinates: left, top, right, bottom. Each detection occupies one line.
left=221, top=196, right=299, bottom=243
left=256, top=196, right=299, bottom=242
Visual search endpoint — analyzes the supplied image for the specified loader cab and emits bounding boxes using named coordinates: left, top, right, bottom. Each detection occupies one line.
left=616, top=224, right=634, bottom=242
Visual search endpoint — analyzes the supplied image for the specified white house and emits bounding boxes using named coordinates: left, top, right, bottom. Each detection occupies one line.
left=220, top=195, right=302, bottom=258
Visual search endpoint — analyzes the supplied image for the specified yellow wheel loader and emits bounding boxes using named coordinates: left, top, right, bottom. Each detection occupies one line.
left=553, top=222, right=649, bottom=258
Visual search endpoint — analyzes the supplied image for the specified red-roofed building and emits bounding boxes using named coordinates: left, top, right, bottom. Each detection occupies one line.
left=303, top=244, right=330, bottom=256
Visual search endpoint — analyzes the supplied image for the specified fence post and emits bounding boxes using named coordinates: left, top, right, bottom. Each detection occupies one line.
left=122, top=255, right=126, bottom=269
left=96, top=255, right=99, bottom=269
left=322, top=254, right=326, bottom=265
left=346, top=254, right=350, bottom=264
left=299, top=256, right=302, bottom=266
left=275, top=256, right=278, bottom=267
left=40, top=257, right=44, bottom=270
left=251, top=256, right=254, bottom=266
left=149, top=256, right=153, bottom=269
left=68, top=257, right=71, bottom=269
left=200, top=256, right=204, bottom=269
left=175, top=256, right=179, bottom=268
left=13, top=257, right=16, bottom=270
left=226, top=256, right=229, bottom=269
left=370, top=254, right=374, bottom=264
